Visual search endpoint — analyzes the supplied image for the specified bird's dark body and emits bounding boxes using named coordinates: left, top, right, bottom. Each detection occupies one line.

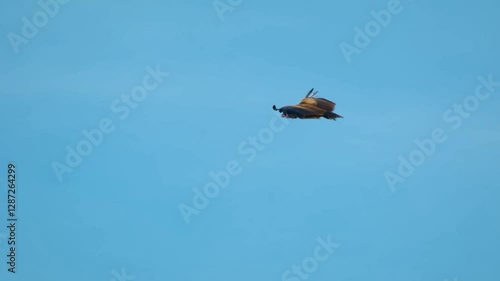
left=272, top=88, right=343, bottom=121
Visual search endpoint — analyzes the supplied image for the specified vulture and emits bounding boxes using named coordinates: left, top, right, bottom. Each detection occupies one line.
left=272, top=88, right=343, bottom=120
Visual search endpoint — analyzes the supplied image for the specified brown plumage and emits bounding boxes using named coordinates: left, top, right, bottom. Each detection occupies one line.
left=272, top=88, right=343, bottom=121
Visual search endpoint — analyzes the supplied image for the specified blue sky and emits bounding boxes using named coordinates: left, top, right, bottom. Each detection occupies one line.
left=1, top=0, right=499, bottom=280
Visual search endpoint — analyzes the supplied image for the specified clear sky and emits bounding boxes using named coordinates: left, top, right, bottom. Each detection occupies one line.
left=1, top=0, right=499, bottom=280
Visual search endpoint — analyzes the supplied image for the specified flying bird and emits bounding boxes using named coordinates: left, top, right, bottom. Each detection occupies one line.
left=272, top=88, right=343, bottom=120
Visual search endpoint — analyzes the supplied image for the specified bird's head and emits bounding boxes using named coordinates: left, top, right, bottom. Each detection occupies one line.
left=272, top=105, right=281, bottom=112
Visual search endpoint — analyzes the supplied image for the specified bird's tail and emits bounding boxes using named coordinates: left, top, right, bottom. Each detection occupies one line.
left=323, top=112, right=343, bottom=121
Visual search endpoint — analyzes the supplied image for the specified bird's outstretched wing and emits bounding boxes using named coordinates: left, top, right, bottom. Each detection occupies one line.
left=301, top=88, right=336, bottom=112
left=305, top=88, right=314, bottom=97
left=298, top=97, right=335, bottom=112
left=305, top=88, right=319, bottom=97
